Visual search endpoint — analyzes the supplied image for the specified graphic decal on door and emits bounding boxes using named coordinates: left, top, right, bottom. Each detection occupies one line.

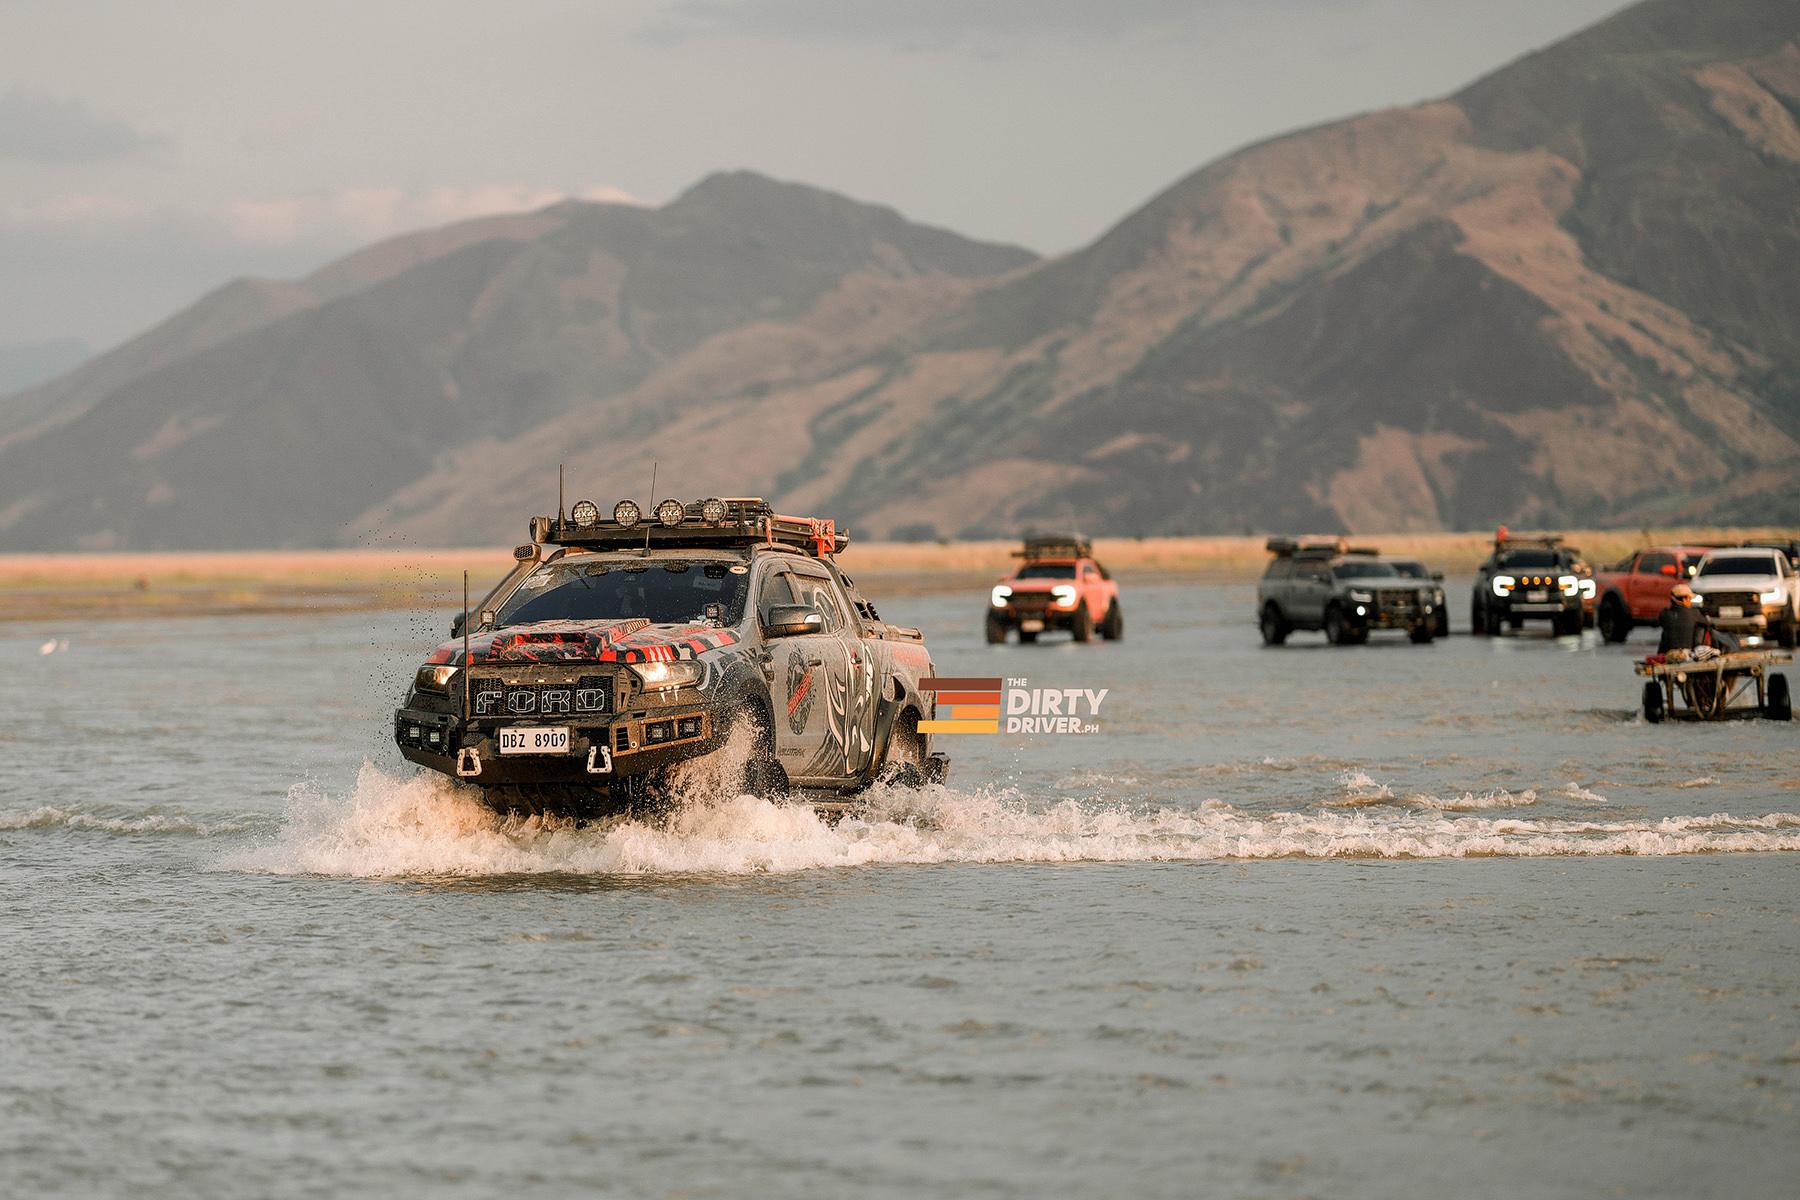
left=786, top=648, right=815, bottom=735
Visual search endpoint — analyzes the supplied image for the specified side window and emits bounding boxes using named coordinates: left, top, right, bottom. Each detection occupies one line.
left=757, top=570, right=796, bottom=624
left=1263, top=558, right=1293, bottom=581
left=789, top=572, right=843, bottom=633
left=1638, top=553, right=1674, bottom=575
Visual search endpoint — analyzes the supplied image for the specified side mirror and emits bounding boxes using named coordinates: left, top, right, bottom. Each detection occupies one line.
left=765, top=604, right=823, bottom=637
left=451, top=612, right=465, bottom=638
left=1430, top=570, right=1445, bottom=582
left=1661, top=564, right=1678, bottom=576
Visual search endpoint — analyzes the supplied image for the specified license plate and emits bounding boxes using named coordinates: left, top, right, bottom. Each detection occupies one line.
left=1718, top=606, right=1742, bottom=619
left=1019, top=619, right=1045, bottom=633
left=1526, top=589, right=1548, bottom=602
left=498, top=726, right=570, bottom=755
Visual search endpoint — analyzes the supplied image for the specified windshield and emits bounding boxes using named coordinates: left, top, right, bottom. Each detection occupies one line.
left=1332, top=561, right=1398, bottom=579
left=1498, top=549, right=1558, bottom=569
left=1015, top=563, right=1077, bottom=580
left=495, top=559, right=749, bottom=626
left=1386, top=560, right=1427, bottom=579
left=1698, top=555, right=1778, bottom=578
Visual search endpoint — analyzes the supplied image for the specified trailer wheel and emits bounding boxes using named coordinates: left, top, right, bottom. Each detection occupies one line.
left=1599, top=598, right=1631, bottom=643
left=985, top=613, right=1007, bottom=644
left=1768, top=673, right=1792, bottom=721
left=1642, top=681, right=1665, bottom=724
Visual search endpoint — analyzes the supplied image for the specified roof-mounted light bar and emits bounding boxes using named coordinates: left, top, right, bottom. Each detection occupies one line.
left=528, top=497, right=849, bottom=557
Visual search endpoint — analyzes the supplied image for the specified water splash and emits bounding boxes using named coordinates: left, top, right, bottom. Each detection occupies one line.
left=218, top=762, right=1800, bottom=880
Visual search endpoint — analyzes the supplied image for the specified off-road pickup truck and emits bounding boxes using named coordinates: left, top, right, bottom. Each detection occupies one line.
left=1258, top=537, right=1438, bottom=645
left=987, top=534, right=1123, bottom=644
left=1471, top=532, right=1586, bottom=637
left=394, top=497, right=948, bottom=816
left=1590, top=544, right=1720, bottom=643
left=1690, top=547, right=1800, bottom=647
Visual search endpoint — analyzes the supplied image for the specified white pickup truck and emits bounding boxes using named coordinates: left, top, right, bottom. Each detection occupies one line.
left=1690, top=547, right=1800, bottom=648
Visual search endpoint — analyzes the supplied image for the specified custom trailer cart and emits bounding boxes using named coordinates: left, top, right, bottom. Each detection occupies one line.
left=1633, top=650, right=1792, bottom=722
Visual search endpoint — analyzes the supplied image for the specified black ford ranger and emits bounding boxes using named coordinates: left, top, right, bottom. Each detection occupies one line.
left=394, top=497, right=948, bottom=816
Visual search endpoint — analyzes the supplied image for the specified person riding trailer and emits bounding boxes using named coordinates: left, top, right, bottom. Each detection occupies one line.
left=1658, top=583, right=1738, bottom=657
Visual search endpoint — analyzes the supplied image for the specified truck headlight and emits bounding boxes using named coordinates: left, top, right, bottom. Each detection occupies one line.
left=414, top=665, right=459, bottom=693
left=629, top=660, right=702, bottom=690
left=1761, top=589, right=1784, bottom=604
left=1051, top=584, right=1078, bottom=608
left=991, top=585, right=1013, bottom=608
left=1579, top=578, right=1596, bottom=600
left=1348, top=589, right=1373, bottom=603
left=1558, top=574, right=1579, bottom=596
left=1491, top=575, right=1515, bottom=597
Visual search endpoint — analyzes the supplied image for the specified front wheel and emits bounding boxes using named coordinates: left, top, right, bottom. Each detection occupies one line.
left=1642, top=680, right=1665, bottom=723
left=1072, top=603, right=1094, bottom=643
left=985, top=612, right=1007, bottom=644
left=738, top=706, right=790, bottom=798
left=1101, top=600, right=1124, bottom=640
left=1260, top=604, right=1290, bottom=646
left=1777, top=616, right=1798, bottom=650
left=1325, top=604, right=1359, bottom=646
left=1599, top=599, right=1631, bottom=643
left=1471, top=599, right=1487, bottom=636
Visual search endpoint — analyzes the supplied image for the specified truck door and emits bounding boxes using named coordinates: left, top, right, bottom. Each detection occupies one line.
left=1293, top=561, right=1331, bottom=624
left=767, top=565, right=854, bottom=782
left=1633, top=552, right=1675, bottom=617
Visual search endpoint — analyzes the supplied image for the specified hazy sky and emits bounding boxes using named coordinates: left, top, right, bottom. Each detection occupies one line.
left=0, top=0, right=1627, bottom=358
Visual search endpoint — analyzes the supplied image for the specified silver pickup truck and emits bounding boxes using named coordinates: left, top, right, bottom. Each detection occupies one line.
left=394, top=498, right=948, bottom=817
left=1257, top=537, right=1441, bottom=646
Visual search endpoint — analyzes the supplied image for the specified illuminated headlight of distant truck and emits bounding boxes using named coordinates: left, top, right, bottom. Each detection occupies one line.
left=1578, top=578, right=1596, bottom=600
left=414, top=665, right=459, bottom=693
left=1491, top=575, right=1515, bottom=597
left=1558, top=574, right=1579, bottom=596
left=1348, top=589, right=1373, bottom=603
left=629, top=660, right=702, bottom=691
left=1690, top=592, right=1705, bottom=605
left=1051, top=585, right=1078, bottom=608
left=1761, top=589, right=1784, bottom=604
left=991, top=585, right=1013, bottom=608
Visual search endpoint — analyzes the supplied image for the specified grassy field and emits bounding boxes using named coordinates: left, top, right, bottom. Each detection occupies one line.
left=3, top=528, right=1793, bottom=623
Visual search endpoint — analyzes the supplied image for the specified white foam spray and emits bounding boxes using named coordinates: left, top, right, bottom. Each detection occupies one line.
left=219, top=759, right=1800, bottom=879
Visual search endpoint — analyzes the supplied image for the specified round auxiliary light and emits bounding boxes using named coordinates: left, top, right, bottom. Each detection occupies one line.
left=656, top=498, right=686, bottom=527
left=613, top=499, right=641, bottom=528
left=570, top=499, right=600, bottom=528
left=700, top=497, right=728, bottom=526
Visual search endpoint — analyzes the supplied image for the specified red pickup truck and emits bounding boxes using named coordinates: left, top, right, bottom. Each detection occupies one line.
left=1591, top=545, right=1720, bottom=643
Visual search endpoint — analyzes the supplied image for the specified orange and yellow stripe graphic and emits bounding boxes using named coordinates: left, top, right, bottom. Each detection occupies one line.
left=917, top=678, right=1000, bottom=733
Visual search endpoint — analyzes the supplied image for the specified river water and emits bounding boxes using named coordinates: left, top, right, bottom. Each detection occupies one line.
left=5, top=581, right=1797, bottom=1197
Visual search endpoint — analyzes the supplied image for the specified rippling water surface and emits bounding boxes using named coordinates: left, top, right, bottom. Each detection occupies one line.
left=5, top=582, right=1798, bottom=1197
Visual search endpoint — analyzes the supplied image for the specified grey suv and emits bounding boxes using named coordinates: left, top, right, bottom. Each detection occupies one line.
left=1258, top=538, right=1439, bottom=645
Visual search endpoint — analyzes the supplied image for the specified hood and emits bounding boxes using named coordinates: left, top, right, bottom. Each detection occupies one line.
left=425, top=619, right=740, bottom=666
left=1693, top=574, right=1782, bottom=591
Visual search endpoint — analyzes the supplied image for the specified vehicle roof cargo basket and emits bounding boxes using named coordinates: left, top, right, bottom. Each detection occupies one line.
left=1016, top=532, right=1092, bottom=560
left=1266, top=536, right=1349, bottom=557
left=532, top=497, right=849, bottom=558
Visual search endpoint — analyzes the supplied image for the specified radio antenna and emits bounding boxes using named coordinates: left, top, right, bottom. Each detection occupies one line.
left=643, top=461, right=657, bottom=555
left=557, top=464, right=565, bottom=532
left=462, top=570, right=471, bottom=723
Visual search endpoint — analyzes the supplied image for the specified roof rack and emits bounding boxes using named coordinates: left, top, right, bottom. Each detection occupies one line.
left=1266, top=536, right=1349, bottom=557
left=531, top=497, right=849, bottom=558
left=1016, top=532, right=1092, bottom=561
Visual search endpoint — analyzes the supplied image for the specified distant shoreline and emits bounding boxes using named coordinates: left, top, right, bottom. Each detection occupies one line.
left=3, top=527, right=1792, bottom=623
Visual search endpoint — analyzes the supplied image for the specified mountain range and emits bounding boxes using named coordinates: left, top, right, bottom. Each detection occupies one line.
left=2, top=0, right=1796, bottom=549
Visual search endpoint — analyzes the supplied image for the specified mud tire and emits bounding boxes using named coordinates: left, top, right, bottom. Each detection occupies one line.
left=1101, top=600, right=1124, bottom=640
left=1325, top=604, right=1358, bottom=646
left=1599, top=599, right=1632, bottom=643
left=738, top=705, right=790, bottom=799
left=1260, top=604, right=1290, bottom=646
left=1642, top=681, right=1665, bottom=724
left=985, top=613, right=1008, bottom=644
left=1072, top=603, right=1094, bottom=643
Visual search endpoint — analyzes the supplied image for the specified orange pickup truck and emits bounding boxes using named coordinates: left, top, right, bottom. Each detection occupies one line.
left=986, top=534, right=1123, bottom=644
left=1591, top=545, right=1719, bottom=643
